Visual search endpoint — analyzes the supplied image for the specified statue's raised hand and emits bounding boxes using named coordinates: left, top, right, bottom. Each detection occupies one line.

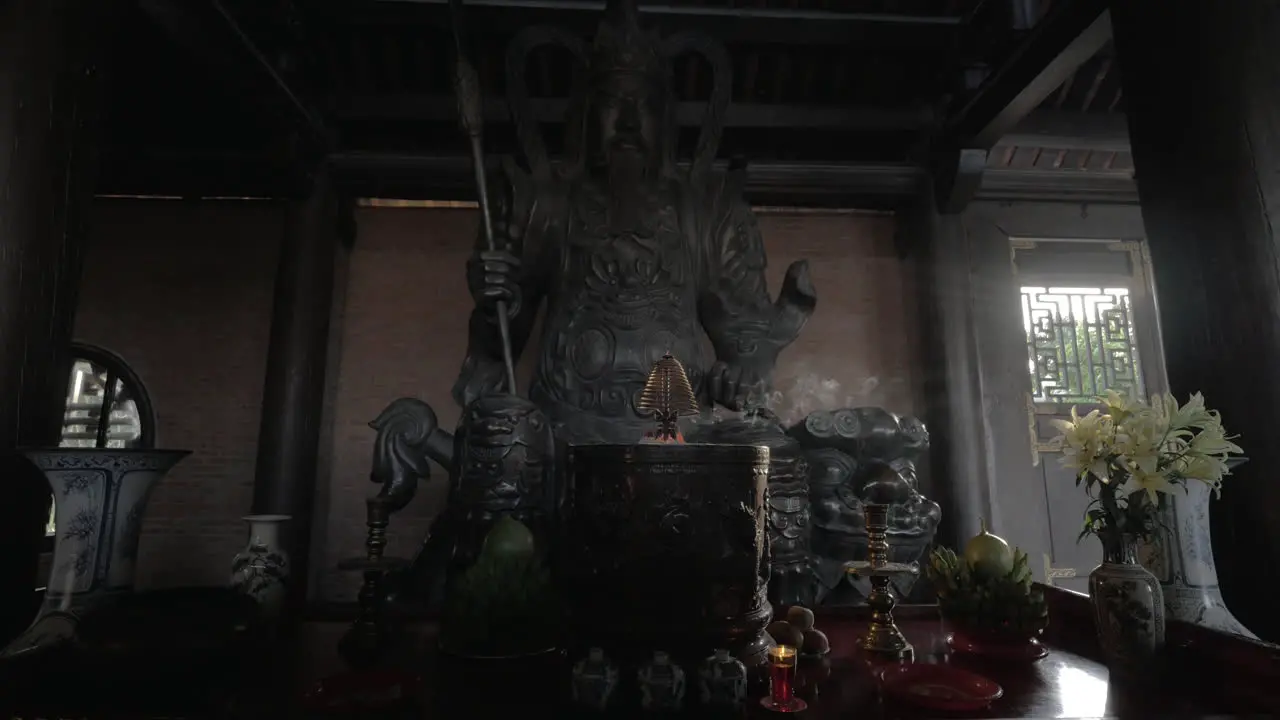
left=700, top=259, right=817, bottom=411
left=466, top=249, right=522, bottom=320
left=706, top=361, right=766, bottom=412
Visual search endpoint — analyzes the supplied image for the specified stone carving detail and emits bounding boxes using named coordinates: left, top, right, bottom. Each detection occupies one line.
left=688, top=410, right=811, bottom=606
left=691, top=407, right=940, bottom=607
left=372, top=395, right=557, bottom=608
left=799, top=408, right=939, bottom=605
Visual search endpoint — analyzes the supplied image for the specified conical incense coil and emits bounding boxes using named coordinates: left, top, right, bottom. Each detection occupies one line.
left=637, top=353, right=699, bottom=442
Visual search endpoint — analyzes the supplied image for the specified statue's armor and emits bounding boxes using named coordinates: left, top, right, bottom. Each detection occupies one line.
left=530, top=179, right=709, bottom=444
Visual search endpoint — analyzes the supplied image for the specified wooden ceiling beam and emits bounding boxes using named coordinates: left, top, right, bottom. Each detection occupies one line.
left=94, top=145, right=1141, bottom=206
left=380, top=0, right=963, bottom=24
left=976, top=166, right=1136, bottom=203
left=325, top=151, right=925, bottom=208
left=352, top=0, right=963, bottom=46
left=997, top=110, right=1128, bottom=152
left=138, top=0, right=330, bottom=143
left=332, top=94, right=936, bottom=131
left=939, top=0, right=1111, bottom=150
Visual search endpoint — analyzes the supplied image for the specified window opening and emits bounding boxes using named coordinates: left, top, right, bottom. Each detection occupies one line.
left=1020, top=285, right=1145, bottom=405
left=47, top=344, right=155, bottom=535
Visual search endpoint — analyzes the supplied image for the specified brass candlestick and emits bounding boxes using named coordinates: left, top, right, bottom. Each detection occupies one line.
left=845, top=504, right=917, bottom=662
left=337, top=496, right=408, bottom=669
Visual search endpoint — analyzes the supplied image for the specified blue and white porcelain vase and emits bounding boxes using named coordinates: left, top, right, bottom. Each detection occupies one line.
left=571, top=647, right=618, bottom=711
left=1, top=448, right=190, bottom=658
left=638, top=651, right=686, bottom=711
left=1140, top=479, right=1255, bottom=637
left=698, top=648, right=747, bottom=708
left=230, top=514, right=291, bottom=621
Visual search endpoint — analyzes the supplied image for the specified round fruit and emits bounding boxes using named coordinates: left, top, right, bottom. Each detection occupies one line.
left=801, top=628, right=830, bottom=656
left=785, top=605, right=816, bottom=632
left=767, top=620, right=804, bottom=649
left=479, top=516, right=536, bottom=560
left=802, top=656, right=832, bottom=685
left=963, top=517, right=1014, bottom=579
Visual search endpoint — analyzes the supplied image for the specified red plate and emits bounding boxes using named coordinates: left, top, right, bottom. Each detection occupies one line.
left=879, top=662, right=1004, bottom=712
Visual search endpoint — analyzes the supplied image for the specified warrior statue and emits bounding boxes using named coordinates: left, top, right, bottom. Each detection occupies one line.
left=456, top=0, right=815, bottom=442
left=368, top=0, right=942, bottom=614
left=369, top=0, right=814, bottom=610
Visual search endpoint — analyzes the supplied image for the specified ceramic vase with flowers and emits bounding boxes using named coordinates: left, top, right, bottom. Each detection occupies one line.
left=1051, top=391, right=1243, bottom=672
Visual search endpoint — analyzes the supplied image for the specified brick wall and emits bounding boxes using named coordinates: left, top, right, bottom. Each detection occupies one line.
left=76, top=198, right=282, bottom=589
left=318, top=207, right=923, bottom=600
left=74, top=201, right=922, bottom=599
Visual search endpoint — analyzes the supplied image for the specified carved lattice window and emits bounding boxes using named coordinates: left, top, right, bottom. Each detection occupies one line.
left=47, top=343, right=155, bottom=536
left=1020, top=286, right=1145, bottom=405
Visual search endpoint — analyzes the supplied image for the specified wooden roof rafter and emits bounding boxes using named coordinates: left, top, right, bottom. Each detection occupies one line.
left=137, top=0, right=331, bottom=144
left=98, top=0, right=1136, bottom=203
left=928, top=0, right=1113, bottom=210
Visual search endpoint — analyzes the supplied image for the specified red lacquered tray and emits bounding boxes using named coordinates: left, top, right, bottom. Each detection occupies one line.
left=878, top=662, right=1004, bottom=712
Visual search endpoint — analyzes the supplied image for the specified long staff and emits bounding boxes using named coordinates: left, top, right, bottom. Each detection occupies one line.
left=449, top=0, right=519, bottom=395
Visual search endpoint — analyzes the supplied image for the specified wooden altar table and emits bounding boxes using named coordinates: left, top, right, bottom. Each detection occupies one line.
left=2, top=585, right=1278, bottom=718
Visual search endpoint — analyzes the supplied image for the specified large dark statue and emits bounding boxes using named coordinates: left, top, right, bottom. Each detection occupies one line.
left=455, top=0, right=816, bottom=442
left=368, top=0, right=812, bottom=612
left=365, top=0, right=940, bottom=621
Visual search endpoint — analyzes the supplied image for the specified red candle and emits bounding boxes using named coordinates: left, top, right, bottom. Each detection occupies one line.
left=768, top=645, right=797, bottom=705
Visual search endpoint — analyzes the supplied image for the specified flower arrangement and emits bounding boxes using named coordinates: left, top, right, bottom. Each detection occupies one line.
left=1050, top=391, right=1243, bottom=553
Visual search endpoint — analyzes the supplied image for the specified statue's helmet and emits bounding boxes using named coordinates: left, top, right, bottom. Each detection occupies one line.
left=505, top=0, right=729, bottom=179
left=590, top=0, right=667, bottom=88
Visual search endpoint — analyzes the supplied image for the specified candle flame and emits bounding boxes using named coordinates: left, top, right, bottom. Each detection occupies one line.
left=768, top=645, right=798, bottom=660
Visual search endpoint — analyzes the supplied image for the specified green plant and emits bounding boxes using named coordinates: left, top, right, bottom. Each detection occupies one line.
left=439, top=519, right=560, bottom=657
left=926, top=546, right=1048, bottom=638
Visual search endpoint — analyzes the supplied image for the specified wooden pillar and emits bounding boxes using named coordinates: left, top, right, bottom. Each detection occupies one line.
left=1111, top=0, right=1280, bottom=641
left=0, top=0, right=111, bottom=644
left=251, top=167, right=343, bottom=610
left=901, top=187, right=994, bottom=550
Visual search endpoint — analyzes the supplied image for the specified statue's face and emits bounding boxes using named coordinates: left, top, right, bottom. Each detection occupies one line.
left=588, top=72, right=663, bottom=176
